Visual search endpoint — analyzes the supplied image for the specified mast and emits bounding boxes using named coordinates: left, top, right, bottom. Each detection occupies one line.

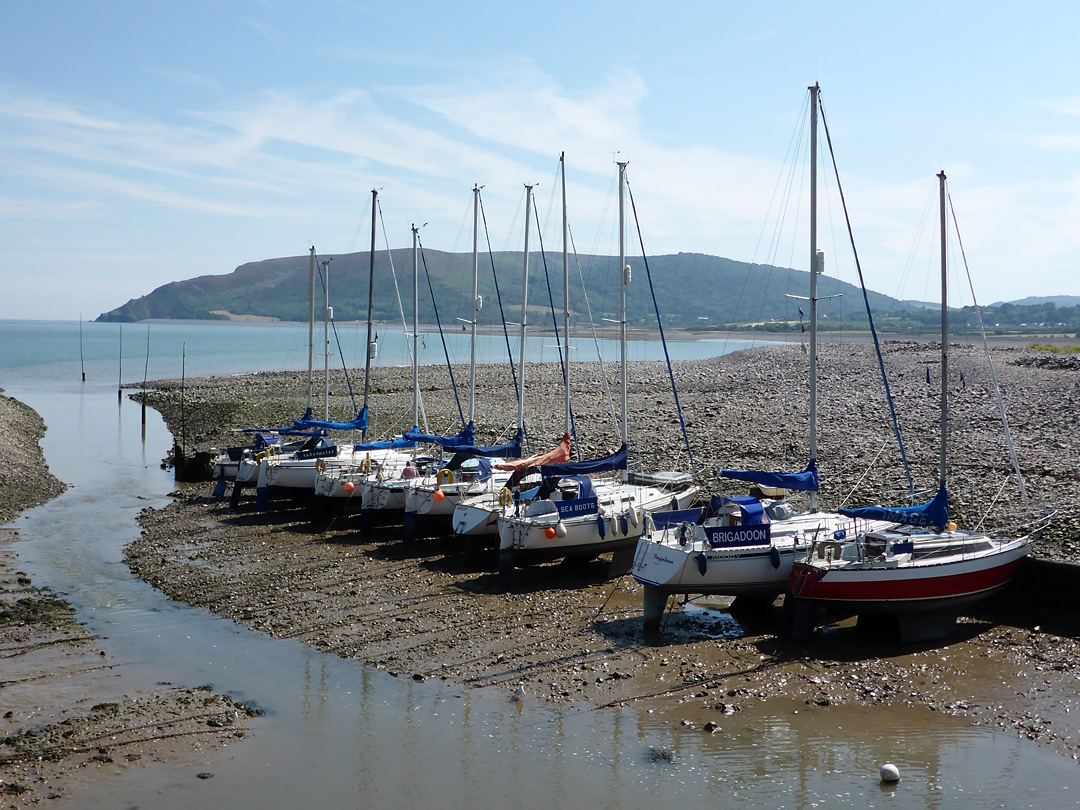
left=323, top=259, right=331, bottom=420
left=306, top=246, right=316, bottom=415
left=562, top=153, right=571, bottom=437
left=469, top=185, right=480, bottom=427
left=518, top=185, right=534, bottom=439
left=362, top=189, right=377, bottom=441
left=808, top=82, right=820, bottom=512
left=617, top=161, right=628, bottom=447
left=938, top=169, right=948, bottom=491
left=412, top=224, right=420, bottom=428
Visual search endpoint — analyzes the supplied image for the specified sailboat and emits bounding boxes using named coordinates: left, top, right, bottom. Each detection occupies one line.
left=226, top=245, right=367, bottom=503
left=631, top=84, right=891, bottom=627
left=257, top=192, right=410, bottom=508
left=496, top=160, right=698, bottom=575
left=787, top=170, right=1050, bottom=642
left=311, top=218, right=430, bottom=519
left=450, top=159, right=576, bottom=542
left=402, top=185, right=523, bottom=536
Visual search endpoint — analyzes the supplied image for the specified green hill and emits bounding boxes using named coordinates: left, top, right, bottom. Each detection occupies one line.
left=95, top=249, right=911, bottom=331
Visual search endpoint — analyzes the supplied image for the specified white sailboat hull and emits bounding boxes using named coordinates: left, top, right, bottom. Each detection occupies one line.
left=633, top=512, right=893, bottom=597
left=498, top=484, right=698, bottom=563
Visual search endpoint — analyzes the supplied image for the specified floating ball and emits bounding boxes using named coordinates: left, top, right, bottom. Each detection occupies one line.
left=545, top=527, right=557, bottom=539
left=342, top=482, right=355, bottom=493
left=434, top=489, right=446, bottom=502
left=879, top=763, right=900, bottom=783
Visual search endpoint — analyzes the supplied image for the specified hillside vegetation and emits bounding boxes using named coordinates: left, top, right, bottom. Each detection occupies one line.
left=97, top=249, right=1080, bottom=337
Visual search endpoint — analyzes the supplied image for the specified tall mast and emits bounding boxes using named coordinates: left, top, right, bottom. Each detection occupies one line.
left=323, top=259, right=331, bottom=420
left=938, top=170, right=948, bottom=491
left=617, top=161, right=628, bottom=447
left=808, top=82, right=820, bottom=512
left=362, top=188, right=377, bottom=441
left=307, top=246, right=316, bottom=415
left=469, top=184, right=480, bottom=426
left=412, top=224, right=420, bottom=428
left=561, top=153, right=571, bottom=437
left=517, top=185, right=534, bottom=439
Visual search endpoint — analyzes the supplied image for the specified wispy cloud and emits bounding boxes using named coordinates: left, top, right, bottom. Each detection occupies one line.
left=2, top=58, right=1079, bottom=320
left=1038, top=96, right=1080, bottom=116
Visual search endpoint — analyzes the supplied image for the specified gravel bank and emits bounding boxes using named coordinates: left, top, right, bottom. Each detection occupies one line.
left=0, top=392, right=66, bottom=525
left=139, top=341, right=1079, bottom=557
left=125, top=341, right=1080, bottom=760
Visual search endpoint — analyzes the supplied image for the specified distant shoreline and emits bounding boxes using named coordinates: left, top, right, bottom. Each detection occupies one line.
left=89, top=318, right=1080, bottom=349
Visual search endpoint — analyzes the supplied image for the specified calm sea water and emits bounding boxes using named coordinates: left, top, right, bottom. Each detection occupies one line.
left=1, top=320, right=1076, bottom=809
left=0, top=318, right=770, bottom=391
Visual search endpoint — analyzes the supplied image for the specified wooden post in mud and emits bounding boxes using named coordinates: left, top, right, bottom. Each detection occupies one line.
left=117, top=324, right=123, bottom=403
left=179, top=342, right=187, bottom=475
left=79, top=316, right=85, bottom=382
left=141, top=324, right=150, bottom=431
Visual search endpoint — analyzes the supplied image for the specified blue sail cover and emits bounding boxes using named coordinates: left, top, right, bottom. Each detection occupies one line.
left=442, top=453, right=495, bottom=480
left=351, top=438, right=419, bottom=451
left=403, top=423, right=477, bottom=449
left=721, top=459, right=819, bottom=492
left=840, top=485, right=949, bottom=530
left=293, top=406, right=369, bottom=432
left=651, top=508, right=705, bottom=529
left=540, top=443, right=629, bottom=476
left=242, top=409, right=329, bottom=438
left=538, top=474, right=597, bottom=501
left=443, top=429, right=524, bottom=460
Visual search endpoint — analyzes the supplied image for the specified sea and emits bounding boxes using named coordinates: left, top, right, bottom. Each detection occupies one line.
left=0, top=319, right=1075, bottom=809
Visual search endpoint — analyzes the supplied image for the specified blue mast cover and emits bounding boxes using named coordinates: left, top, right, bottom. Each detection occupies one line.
left=540, top=443, right=628, bottom=476
left=403, top=423, right=477, bottom=449
left=840, top=485, right=949, bottom=530
left=442, top=429, right=524, bottom=460
left=721, top=460, right=819, bottom=492
left=351, top=438, right=419, bottom=451
left=293, top=406, right=370, bottom=432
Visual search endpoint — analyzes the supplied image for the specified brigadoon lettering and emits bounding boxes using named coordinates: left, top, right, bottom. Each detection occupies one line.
left=705, top=525, right=771, bottom=548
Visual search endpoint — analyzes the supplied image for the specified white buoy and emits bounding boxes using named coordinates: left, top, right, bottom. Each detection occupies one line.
left=879, top=763, right=901, bottom=783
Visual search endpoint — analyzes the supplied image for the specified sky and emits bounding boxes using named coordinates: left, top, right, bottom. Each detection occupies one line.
left=1, top=0, right=1078, bottom=321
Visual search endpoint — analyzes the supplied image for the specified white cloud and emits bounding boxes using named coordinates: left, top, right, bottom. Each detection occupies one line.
left=2, top=59, right=1080, bottom=319
left=1038, top=96, right=1080, bottom=117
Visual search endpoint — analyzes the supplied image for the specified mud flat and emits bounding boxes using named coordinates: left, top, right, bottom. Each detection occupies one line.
left=130, top=342, right=1080, bottom=760
left=0, top=393, right=256, bottom=806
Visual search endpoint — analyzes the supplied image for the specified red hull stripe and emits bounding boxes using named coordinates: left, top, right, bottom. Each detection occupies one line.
left=795, top=559, right=1024, bottom=603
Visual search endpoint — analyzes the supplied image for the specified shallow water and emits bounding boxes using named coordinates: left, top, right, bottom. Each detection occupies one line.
left=2, top=323, right=1078, bottom=808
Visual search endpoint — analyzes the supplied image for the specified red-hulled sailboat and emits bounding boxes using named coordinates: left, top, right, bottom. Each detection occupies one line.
left=787, top=171, right=1051, bottom=642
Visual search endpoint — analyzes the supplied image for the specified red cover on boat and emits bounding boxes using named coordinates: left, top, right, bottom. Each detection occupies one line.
left=495, top=434, right=571, bottom=471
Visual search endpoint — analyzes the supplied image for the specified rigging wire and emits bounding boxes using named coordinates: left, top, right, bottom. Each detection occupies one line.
left=417, top=233, right=466, bottom=428
left=531, top=194, right=579, bottom=450
left=818, top=93, right=917, bottom=499
left=625, top=178, right=695, bottom=470
left=567, top=220, right=620, bottom=440
left=477, top=191, right=522, bottom=403
left=376, top=199, right=429, bottom=432
left=312, top=250, right=359, bottom=415
left=947, top=191, right=1030, bottom=511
